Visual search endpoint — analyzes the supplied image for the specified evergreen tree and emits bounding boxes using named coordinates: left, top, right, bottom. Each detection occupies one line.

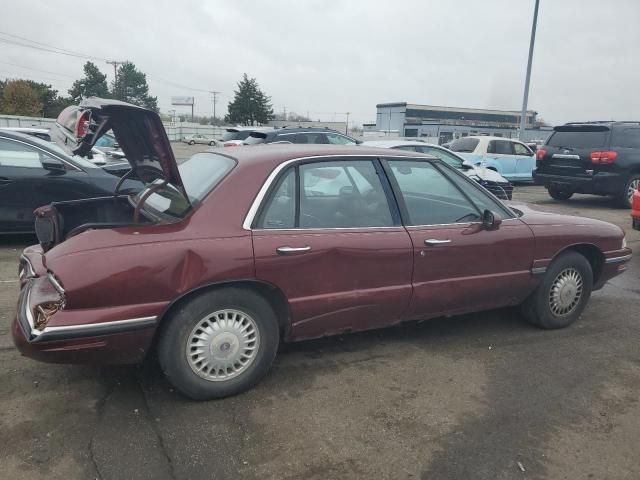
left=225, top=73, right=274, bottom=126
left=111, top=62, right=158, bottom=111
left=68, top=61, right=109, bottom=102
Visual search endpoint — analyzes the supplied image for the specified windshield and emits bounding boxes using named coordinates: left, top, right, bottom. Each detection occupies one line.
left=222, top=130, right=252, bottom=141
left=244, top=133, right=268, bottom=145
left=139, top=152, right=236, bottom=218
left=449, top=138, right=480, bottom=153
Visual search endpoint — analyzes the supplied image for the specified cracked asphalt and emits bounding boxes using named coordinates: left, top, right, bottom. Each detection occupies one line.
left=1, top=172, right=639, bottom=479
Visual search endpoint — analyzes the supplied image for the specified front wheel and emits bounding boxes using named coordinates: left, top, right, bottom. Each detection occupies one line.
left=209, top=141, right=215, bottom=146
left=547, top=188, right=573, bottom=201
left=158, top=288, right=280, bottom=400
left=188, top=140, right=195, bottom=145
left=521, top=251, right=593, bottom=329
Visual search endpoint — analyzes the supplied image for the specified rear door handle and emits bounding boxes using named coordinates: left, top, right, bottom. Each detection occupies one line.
left=424, top=239, right=451, bottom=246
left=276, top=245, right=311, bottom=255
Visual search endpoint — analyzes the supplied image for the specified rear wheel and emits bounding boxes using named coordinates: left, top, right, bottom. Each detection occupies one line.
left=209, top=141, right=215, bottom=146
left=615, top=174, right=640, bottom=208
left=547, top=188, right=573, bottom=201
left=521, top=251, right=593, bottom=329
left=158, top=288, right=280, bottom=400
left=188, top=140, right=195, bottom=145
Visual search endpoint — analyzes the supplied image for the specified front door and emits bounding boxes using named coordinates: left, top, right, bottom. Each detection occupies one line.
left=513, top=141, right=536, bottom=180
left=251, top=157, right=413, bottom=340
left=486, top=139, right=517, bottom=179
left=383, top=158, right=536, bottom=320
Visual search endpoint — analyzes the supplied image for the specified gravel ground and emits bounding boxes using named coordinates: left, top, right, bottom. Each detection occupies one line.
left=0, top=160, right=639, bottom=479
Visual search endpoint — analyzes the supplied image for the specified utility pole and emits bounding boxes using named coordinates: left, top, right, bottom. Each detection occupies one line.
left=283, top=106, right=287, bottom=121
left=210, top=91, right=220, bottom=120
left=106, top=60, right=125, bottom=82
left=345, top=112, right=350, bottom=135
left=519, top=0, right=540, bottom=140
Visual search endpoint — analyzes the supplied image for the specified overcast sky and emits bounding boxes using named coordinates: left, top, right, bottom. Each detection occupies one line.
left=1, top=0, right=639, bottom=126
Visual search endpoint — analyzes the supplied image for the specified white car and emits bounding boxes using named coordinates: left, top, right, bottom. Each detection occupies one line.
left=448, top=136, right=535, bottom=182
left=182, top=134, right=217, bottom=146
left=362, top=140, right=513, bottom=199
left=220, top=126, right=274, bottom=147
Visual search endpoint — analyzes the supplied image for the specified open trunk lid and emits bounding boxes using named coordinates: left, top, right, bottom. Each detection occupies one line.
left=538, top=125, right=611, bottom=176
left=51, top=97, right=188, bottom=197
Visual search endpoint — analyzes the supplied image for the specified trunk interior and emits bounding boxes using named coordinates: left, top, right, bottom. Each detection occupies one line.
left=35, top=196, right=151, bottom=250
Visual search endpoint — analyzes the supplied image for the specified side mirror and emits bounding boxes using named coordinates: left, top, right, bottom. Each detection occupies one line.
left=355, top=139, right=363, bottom=145
left=41, top=157, right=66, bottom=173
left=482, top=209, right=502, bottom=230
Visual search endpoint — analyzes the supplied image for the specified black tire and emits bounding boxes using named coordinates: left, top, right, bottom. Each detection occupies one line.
left=209, top=141, right=215, bottom=146
left=158, top=287, right=280, bottom=400
left=547, top=188, right=573, bottom=201
left=521, top=251, right=593, bottom=329
left=614, top=174, right=640, bottom=209
left=188, top=140, right=195, bottom=145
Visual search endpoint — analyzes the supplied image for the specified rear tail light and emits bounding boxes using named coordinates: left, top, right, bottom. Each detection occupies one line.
left=536, top=148, right=547, bottom=160
left=590, top=151, right=618, bottom=164
left=223, top=143, right=239, bottom=147
left=76, top=110, right=91, bottom=139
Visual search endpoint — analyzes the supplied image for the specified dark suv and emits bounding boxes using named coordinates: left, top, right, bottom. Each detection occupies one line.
left=244, top=127, right=360, bottom=146
left=533, top=122, right=640, bottom=207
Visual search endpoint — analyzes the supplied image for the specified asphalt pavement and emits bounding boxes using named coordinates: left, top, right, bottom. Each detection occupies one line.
left=1, top=164, right=639, bottom=479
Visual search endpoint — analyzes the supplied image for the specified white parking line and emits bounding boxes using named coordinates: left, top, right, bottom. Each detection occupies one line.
left=0, top=280, right=18, bottom=283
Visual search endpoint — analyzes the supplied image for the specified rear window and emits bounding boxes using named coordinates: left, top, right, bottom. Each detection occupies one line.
left=222, top=130, right=252, bottom=141
left=449, top=138, right=479, bottom=153
left=244, top=132, right=268, bottom=145
left=547, top=129, right=609, bottom=149
left=140, top=152, right=235, bottom=218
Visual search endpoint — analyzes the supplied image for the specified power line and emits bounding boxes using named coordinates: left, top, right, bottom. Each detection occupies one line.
left=0, top=31, right=216, bottom=94
left=0, top=60, right=76, bottom=78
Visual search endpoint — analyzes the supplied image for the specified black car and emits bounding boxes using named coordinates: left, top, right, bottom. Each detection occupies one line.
left=533, top=122, right=640, bottom=207
left=244, top=127, right=360, bottom=146
left=0, top=130, right=140, bottom=234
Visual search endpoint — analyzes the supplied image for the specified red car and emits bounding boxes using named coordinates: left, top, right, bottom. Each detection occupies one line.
left=13, top=99, right=632, bottom=400
left=632, top=185, right=640, bottom=230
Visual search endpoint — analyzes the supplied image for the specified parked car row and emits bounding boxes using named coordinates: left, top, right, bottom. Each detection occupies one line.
left=11, top=99, right=632, bottom=401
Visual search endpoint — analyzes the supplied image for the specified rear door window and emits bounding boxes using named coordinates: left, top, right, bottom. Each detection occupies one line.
left=449, top=138, right=479, bottom=153
left=488, top=140, right=514, bottom=155
left=294, top=133, right=328, bottom=144
left=612, top=128, right=640, bottom=149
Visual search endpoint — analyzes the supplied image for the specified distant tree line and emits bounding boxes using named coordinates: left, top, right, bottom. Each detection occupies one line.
left=0, top=61, right=157, bottom=117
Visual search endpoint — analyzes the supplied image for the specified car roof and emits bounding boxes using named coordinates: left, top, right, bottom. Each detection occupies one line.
left=211, top=144, right=438, bottom=168
left=0, top=127, right=50, bottom=134
left=227, top=126, right=274, bottom=132
left=362, top=140, right=441, bottom=148
left=273, top=127, right=344, bottom=134
left=465, top=136, right=523, bottom=142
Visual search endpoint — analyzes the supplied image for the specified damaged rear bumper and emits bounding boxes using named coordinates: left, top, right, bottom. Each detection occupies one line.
left=12, top=278, right=159, bottom=365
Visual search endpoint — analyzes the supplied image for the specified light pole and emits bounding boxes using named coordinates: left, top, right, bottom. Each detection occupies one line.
left=519, top=0, right=540, bottom=140
left=345, top=112, right=350, bottom=135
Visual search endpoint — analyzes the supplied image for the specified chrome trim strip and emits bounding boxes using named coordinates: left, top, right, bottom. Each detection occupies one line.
left=242, top=154, right=518, bottom=231
left=531, top=267, right=547, bottom=275
left=604, top=254, right=632, bottom=264
left=41, top=316, right=157, bottom=335
left=551, top=154, right=581, bottom=160
left=20, top=255, right=35, bottom=278
left=47, top=273, right=65, bottom=295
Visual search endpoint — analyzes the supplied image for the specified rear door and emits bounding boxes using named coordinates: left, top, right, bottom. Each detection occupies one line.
left=251, top=157, right=413, bottom=340
left=486, top=140, right=517, bottom=178
left=383, top=158, right=535, bottom=319
left=540, top=126, right=611, bottom=177
left=0, top=137, right=86, bottom=232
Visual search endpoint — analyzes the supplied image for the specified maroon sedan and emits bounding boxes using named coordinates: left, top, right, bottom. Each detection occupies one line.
left=13, top=99, right=632, bottom=400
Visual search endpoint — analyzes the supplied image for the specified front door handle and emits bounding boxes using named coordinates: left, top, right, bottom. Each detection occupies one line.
left=276, top=245, right=311, bottom=255
left=424, top=239, right=451, bottom=246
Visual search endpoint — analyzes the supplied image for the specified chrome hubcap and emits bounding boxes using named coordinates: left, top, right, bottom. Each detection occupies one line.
left=627, top=178, right=640, bottom=202
left=186, top=309, right=260, bottom=382
left=549, top=267, right=583, bottom=316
